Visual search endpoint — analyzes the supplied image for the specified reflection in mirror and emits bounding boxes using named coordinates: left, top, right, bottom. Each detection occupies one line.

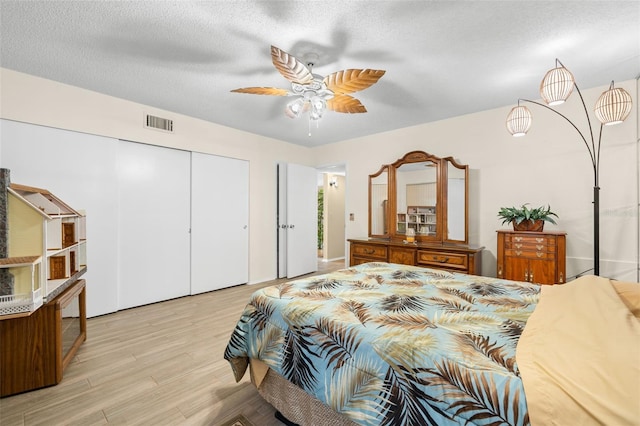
left=447, top=161, right=467, bottom=241
left=370, top=169, right=388, bottom=236
left=396, top=161, right=438, bottom=237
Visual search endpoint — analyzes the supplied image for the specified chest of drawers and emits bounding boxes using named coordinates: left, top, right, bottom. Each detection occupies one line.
left=496, top=230, right=566, bottom=284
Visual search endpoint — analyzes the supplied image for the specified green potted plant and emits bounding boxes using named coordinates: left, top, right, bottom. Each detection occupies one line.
left=498, top=204, right=558, bottom=232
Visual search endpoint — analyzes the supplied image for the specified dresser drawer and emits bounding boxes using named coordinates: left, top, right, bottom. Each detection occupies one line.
left=504, top=249, right=554, bottom=260
left=505, top=241, right=556, bottom=253
left=417, top=250, right=468, bottom=270
left=351, top=243, right=387, bottom=260
left=506, top=234, right=557, bottom=246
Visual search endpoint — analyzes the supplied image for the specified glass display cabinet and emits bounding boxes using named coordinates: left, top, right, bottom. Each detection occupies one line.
left=0, top=279, right=86, bottom=397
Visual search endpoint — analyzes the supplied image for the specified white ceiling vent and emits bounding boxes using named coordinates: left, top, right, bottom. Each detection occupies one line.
left=145, top=114, right=173, bottom=133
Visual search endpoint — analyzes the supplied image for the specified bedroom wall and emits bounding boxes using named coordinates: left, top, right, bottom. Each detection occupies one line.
left=312, top=78, right=639, bottom=282
left=0, top=68, right=313, bottom=288
left=1, top=68, right=638, bottom=284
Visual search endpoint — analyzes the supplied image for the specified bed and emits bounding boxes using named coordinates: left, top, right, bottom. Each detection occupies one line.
left=224, top=262, right=640, bottom=425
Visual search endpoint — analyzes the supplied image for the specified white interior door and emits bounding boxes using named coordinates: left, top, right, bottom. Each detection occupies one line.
left=278, top=163, right=318, bottom=278
left=191, top=152, right=248, bottom=294
left=117, top=141, right=191, bottom=310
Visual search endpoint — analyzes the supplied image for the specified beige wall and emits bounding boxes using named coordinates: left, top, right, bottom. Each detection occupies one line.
left=313, top=79, right=639, bottom=281
left=1, top=68, right=638, bottom=282
left=0, top=68, right=313, bottom=285
left=323, top=174, right=346, bottom=261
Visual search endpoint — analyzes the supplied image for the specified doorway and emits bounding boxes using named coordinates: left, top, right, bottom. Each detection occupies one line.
left=316, top=164, right=346, bottom=263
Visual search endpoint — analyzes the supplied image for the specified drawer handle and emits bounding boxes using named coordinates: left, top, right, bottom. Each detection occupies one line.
left=432, top=256, right=450, bottom=263
left=364, top=248, right=375, bottom=254
left=536, top=244, right=544, bottom=250
left=515, top=243, right=522, bottom=249
left=515, top=250, right=522, bottom=256
left=536, top=238, right=544, bottom=243
left=536, top=252, right=543, bottom=258
left=515, top=237, right=522, bottom=242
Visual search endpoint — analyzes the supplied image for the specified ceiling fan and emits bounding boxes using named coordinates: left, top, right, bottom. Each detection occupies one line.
left=231, top=45, right=386, bottom=122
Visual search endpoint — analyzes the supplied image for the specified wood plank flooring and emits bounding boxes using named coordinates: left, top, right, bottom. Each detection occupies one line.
left=0, top=259, right=346, bottom=426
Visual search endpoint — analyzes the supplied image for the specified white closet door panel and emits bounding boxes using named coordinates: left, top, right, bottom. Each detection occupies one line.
left=117, top=141, right=191, bottom=309
left=191, top=152, right=248, bottom=294
left=285, top=163, right=318, bottom=278
left=0, top=119, right=119, bottom=317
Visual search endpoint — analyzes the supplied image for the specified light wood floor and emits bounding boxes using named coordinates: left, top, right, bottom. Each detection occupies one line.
left=1, top=259, right=346, bottom=426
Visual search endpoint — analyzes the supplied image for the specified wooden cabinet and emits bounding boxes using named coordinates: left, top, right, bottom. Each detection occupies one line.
left=349, top=239, right=483, bottom=275
left=0, top=279, right=86, bottom=397
left=496, top=230, right=566, bottom=285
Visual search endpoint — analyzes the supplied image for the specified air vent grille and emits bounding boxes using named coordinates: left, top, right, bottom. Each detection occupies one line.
left=145, top=114, right=173, bottom=132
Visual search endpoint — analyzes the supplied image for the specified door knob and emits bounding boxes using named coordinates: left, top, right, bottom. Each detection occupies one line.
left=289, top=224, right=295, bottom=229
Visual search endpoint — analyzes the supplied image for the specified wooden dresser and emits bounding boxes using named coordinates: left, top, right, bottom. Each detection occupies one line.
left=349, top=238, right=484, bottom=275
left=496, top=230, right=566, bottom=285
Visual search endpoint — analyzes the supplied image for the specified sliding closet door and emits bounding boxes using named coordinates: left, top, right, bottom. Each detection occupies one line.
left=190, top=152, right=248, bottom=294
left=0, top=119, right=120, bottom=317
left=117, top=141, right=191, bottom=309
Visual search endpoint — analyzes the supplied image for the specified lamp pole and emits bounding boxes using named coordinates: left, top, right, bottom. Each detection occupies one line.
left=508, top=60, right=633, bottom=278
left=518, top=87, right=602, bottom=276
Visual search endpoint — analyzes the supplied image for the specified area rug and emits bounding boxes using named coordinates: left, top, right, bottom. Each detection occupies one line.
left=218, top=414, right=254, bottom=426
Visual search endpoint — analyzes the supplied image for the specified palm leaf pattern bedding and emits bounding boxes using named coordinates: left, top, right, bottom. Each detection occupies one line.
left=224, top=262, right=540, bottom=425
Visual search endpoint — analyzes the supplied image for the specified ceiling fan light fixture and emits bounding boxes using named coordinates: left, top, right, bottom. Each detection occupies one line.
left=540, top=60, right=575, bottom=106
left=285, top=98, right=305, bottom=119
left=310, top=96, right=326, bottom=120
left=506, top=105, right=532, bottom=137
left=231, top=45, right=385, bottom=131
left=594, top=81, right=633, bottom=125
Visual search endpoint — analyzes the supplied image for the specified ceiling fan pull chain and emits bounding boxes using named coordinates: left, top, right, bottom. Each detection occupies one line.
left=308, top=114, right=312, bottom=137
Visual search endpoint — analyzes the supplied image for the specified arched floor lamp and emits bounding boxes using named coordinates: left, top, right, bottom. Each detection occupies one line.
left=505, top=59, right=633, bottom=276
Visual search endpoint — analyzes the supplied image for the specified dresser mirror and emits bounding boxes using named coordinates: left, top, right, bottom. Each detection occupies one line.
left=445, top=158, right=468, bottom=243
left=369, top=165, right=389, bottom=237
left=368, top=151, right=469, bottom=244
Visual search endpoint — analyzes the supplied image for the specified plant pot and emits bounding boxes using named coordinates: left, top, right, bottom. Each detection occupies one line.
left=513, top=219, right=544, bottom=232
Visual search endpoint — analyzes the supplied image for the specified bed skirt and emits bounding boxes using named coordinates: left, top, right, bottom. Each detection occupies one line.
left=253, top=362, right=357, bottom=426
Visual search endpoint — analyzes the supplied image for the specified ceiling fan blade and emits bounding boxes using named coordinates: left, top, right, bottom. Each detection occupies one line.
left=324, top=69, right=386, bottom=94
left=270, top=45, right=313, bottom=85
left=327, top=94, right=368, bottom=114
left=230, top=87, right=290, bottom=96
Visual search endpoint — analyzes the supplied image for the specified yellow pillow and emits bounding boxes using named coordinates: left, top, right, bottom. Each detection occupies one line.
left=612, top=281, right=640, bottom=319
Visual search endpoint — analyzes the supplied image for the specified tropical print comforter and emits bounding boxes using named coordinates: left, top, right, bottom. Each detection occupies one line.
left=224, top=262, right=540, bottom=425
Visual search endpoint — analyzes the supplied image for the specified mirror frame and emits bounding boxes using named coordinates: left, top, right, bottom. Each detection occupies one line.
left=368, top=151, right=469, bottom=244
left=391, top=151, right=442, bottom=242
left=442, top=156, right=469, bottom=244
left=368, top=165, right=390, bottom=238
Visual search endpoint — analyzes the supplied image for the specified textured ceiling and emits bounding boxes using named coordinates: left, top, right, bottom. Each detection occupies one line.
left=1, top=1, right=639, bottom=147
